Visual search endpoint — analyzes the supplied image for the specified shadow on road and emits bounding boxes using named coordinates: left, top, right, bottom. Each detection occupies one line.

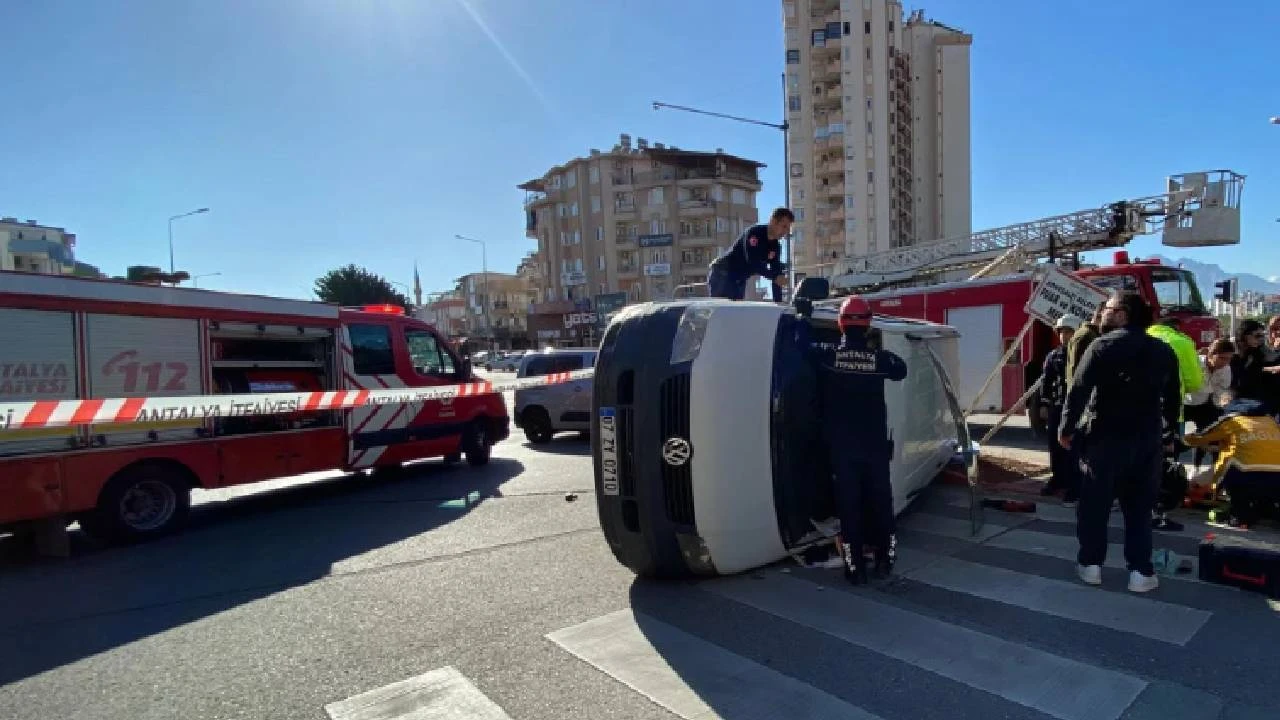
left=522, top=434, right=591, bottom=456
left=0, top=456, right=524, bottom=685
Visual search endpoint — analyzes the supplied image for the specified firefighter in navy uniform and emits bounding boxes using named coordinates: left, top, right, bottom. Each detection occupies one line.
left=707, top=207, right=793, bottom=301
left=811, top=295, right=908, bottom=584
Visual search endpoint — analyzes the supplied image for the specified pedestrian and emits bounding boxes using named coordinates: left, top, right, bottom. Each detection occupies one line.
left=1039, top=315, right=1082, bottom=504
left=1147, top=317, right=1204, bottom=426
left=1058, top=290, right=1181, bottom=593
left=1184, top=398, right=1280, bottom=528
left=1184, top=338, right=1235, bottom=471
left=707, top=207, right=793, bottom=302
left=1231, top=320, right=1280, bottom=411
left=811, top=295, right=907, bottom=585
left=1066, top=304, right=1104, bottom=388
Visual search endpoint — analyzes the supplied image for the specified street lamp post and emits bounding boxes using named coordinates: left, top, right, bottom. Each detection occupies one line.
left=454, top=234, right=491, bottom=350
left=168, top=207, right=210, bottom=281
left=191, top=272, right=221, bottom=288
left=654, top=76, right=794, bottom=296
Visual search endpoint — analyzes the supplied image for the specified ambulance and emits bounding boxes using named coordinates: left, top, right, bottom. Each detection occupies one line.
left=591, top=283, right=967, bottom=577
left=0, top=271, right=509, bottom=542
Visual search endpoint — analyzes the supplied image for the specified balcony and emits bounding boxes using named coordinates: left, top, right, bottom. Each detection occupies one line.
left=614, top=232, right=638, bottom=246
left=617, top=264, right=639, bottom=277
left=677, top=167, right=718, bottom=184
left=678, top=198, right=716, bottom=215
left=679, top=233, right=719, bottom=246
left=613, top=201, right=637, bottom=217
left=524, top=187, right=561, bottom=207
left=824, top=182, right=846, bottom=197
left=813, top=58, right=841, bottom=82
left=817, top=158, right=844, bottom=177
left=633, top=169, right=676, bottom=186
left=611, top=173, right=634, bottom=187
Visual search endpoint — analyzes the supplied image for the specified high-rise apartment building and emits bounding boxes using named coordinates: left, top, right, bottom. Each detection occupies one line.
left=519, top=134, right=763, bottom=314
left=782, top=0, right=972, bottom=277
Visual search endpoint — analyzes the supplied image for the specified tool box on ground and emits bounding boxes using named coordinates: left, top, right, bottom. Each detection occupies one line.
left=1198, top=533, right=1280, bottom=598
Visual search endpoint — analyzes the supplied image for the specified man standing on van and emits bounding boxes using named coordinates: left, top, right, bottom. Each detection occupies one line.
left=813, top=295, right=908, bottom=585
left=707, top=207, right=793, bottom=302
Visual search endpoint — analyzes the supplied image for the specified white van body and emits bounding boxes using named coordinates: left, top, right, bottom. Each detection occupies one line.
left=592, top=298, right=963, bottom=577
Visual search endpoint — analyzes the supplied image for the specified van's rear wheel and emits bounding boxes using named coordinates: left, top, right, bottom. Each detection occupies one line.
left=81, top=464, right=191, bottom=543
left=522, top=407, right=553, bottom=444
left=464, top=420, right=492, bottom=467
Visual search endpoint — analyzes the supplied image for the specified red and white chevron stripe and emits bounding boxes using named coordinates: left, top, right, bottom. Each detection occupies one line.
left=0, top=369, right=594, bottom=431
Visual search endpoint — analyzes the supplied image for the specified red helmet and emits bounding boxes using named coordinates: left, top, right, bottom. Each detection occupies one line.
left=837, top=295, right=873, bottom=331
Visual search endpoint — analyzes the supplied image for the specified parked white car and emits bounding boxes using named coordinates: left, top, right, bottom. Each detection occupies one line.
left=513, top=348, right=598, bottom=443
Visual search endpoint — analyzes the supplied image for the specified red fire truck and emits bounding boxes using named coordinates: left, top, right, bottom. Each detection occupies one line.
left=0, top=272, right=509, bottom=543
left=858, top=251, right=1219, bottom=417
left=823, top=169, right=1244, bottom=432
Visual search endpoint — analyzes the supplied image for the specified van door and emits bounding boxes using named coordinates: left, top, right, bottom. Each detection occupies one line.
left=400, top=324, right=468, bottom=457
left=565, top=352, right=597, bottom=428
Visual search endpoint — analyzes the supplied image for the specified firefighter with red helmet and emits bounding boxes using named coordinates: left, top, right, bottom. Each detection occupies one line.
left=812, top=295, right=908, bottom=584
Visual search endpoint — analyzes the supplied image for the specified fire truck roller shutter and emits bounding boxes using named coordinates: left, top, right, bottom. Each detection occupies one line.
left=946, top=305, right=1003, bottom=413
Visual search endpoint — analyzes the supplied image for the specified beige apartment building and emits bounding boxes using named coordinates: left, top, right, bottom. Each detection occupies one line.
left=783, top=0, right=972, bottom=277
left=454, top=271, right=531, bottom=349
left=519, top=134, right=764, bottom=317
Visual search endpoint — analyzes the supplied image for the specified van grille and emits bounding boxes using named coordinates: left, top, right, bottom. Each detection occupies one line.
left=618, top=407, right=636, bottom=498
left=659, top=373, right=694, bottom=525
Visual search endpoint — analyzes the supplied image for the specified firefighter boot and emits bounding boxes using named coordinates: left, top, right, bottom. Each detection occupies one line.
left=874, top=534, right=898, bottom=578
left=841, top=542, right=867, bottom=585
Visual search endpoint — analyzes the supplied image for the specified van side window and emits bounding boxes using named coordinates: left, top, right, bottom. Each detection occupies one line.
left=524, top=354, right=585, bottom=377
left=348, top=323, right=396, bottom=375
left=405, top=328, right=456, bottom=377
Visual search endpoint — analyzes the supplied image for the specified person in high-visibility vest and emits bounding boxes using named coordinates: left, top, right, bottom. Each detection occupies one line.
left=1147, top=317, right=1204, bottom=425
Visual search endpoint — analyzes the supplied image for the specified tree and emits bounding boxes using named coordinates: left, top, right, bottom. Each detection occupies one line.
left=313, top=264, right=410, bottom=309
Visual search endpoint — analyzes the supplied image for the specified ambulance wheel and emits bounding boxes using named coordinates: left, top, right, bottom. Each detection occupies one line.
left=522, top=407, right=553, bottom=445
left=464, top=421, right=492, bottom=467
left=82, top=463, right=191, bottom=544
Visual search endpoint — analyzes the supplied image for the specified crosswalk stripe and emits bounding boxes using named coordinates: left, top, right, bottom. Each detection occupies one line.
left=706, top=571, right=1148, bottom=720
left=324, top=666, right=513, bottom=720
left=897, top=549, right=1212, bottom=645
left=984, top=528, right=1202, bottom=581
left=946, top=499, right=1126, bottom=528
left=896, top=512, right=1021, bottom=541
left=547, top=609, right=884, bottom=720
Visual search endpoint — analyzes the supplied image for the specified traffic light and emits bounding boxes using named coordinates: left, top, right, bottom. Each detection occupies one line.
left=1214, top=278, right=1235, bottom=303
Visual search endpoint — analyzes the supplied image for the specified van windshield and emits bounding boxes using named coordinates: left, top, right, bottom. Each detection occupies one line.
left=1150, top=268, right=1207, bottom=314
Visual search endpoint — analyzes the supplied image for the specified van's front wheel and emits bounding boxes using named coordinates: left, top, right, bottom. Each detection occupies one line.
left=464, top=420, right=492, bottom=467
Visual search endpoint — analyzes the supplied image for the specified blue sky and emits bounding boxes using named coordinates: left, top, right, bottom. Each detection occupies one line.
left=1, top=0, right=1277, bottom=299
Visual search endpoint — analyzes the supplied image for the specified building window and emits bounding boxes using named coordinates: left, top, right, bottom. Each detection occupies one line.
left=731, top=188, right=747, bottom=205
left=866, top=48, right=871, bottom=60
left=889, top=20, right=894, bottom=32
left=650, top=218, right=666, bottom=234
left=795, top=207, right=805, bottom=221
left=591, top=195, right=601, bottom=213
left=557, top=203, right=566, bottom=217
left=868, top=171, right=874, bottom=183
left=788, top=95, right=801, bottom=112
left=566, top=172, right=576, bottom=188
left=864, top=21, right=871, bottom=33
left=786, top=49, right=800, bottom=64
left=716, top=217, right=729, bottom=233
left=787, top=72, right=799, bottom=92
left=571, top=202, right=579, bottom=216
left=597, top=256, right=606, bottom=271
left=811, top=29, right=825, bottom=47
left=595, top=227, right=604, bottom=242
left=711, top=184, right=724, bottom=201
left=574, top=257, right=584, bottom=272
left=783, top=1, right=795, bottom=17
left=348, top=324, right=396, bottom=375
left=843, top=21, right=850, bottom=35
left=649, top=187, right=664, bottom=205
left=825, top=22, right=840, bottom=39
left=560, top=231, right=567, bottom=245
left=589, top=166, right=599, bottom=184
left=790, top=163, right=804, bottom=178
left=574, top=230, right=581, bottom=244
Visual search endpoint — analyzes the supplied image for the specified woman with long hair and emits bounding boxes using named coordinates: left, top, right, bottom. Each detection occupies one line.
left=1230, top=319, right=1280, bottom=410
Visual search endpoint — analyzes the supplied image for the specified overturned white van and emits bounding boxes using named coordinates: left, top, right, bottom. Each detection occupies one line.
left=592, top=292, right=971, bottom=578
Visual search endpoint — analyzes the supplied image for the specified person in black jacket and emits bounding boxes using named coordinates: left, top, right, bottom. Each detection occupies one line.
left=707, top=207, right=792, bottom=301
left=1040, top=314, right=1082, bottom=504
left=1231, top=320, right=1280, bottom=412
left=1059, top=291, right=1181, bottom=593
left=811, top=295, right=908, bottom=584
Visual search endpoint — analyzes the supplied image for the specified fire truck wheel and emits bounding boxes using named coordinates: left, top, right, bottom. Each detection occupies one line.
left=464, top=420, right=492, bottom=467
left=522, top=407, right=554, bottom=445
left=1026, top=386, right=1047, bottom=437
left=82, top=463, right=192, bottom=543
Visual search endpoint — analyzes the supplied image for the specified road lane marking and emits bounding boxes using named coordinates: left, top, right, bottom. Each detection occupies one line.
left=898, top=549, right=1212, bottom=645
left=547, top=609, right=884, bottom=720
left=324, top=665, right=512, bottom=720
left=706, top=572, right=1148, bottom=720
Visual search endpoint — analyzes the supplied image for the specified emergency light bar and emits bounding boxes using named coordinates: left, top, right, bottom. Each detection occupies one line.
left=361, top=304, right=405, bottom=315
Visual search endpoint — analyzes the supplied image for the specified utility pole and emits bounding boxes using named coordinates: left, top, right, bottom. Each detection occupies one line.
left=653, top=88, right=793, bottom=298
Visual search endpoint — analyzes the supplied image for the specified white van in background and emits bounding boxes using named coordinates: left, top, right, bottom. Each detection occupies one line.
left=591, top=285, right=968, bottom=578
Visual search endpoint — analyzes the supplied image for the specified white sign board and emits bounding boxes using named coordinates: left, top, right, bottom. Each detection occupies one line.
left=1024, top=265, right=1109, bottom=327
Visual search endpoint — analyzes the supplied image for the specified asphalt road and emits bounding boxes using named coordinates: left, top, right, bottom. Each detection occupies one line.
left=1, top=392, right=1277, bottom=720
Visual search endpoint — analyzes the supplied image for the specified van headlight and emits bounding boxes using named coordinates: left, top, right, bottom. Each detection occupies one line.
left=670, top=305, right=715, bottom=365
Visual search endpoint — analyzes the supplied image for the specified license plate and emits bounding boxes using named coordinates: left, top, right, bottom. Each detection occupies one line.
left=599, top=406, right=619, bottom=496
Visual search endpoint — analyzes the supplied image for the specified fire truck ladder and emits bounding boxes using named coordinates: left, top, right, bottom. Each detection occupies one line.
left=829, top=170, right=1245, bottom=293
